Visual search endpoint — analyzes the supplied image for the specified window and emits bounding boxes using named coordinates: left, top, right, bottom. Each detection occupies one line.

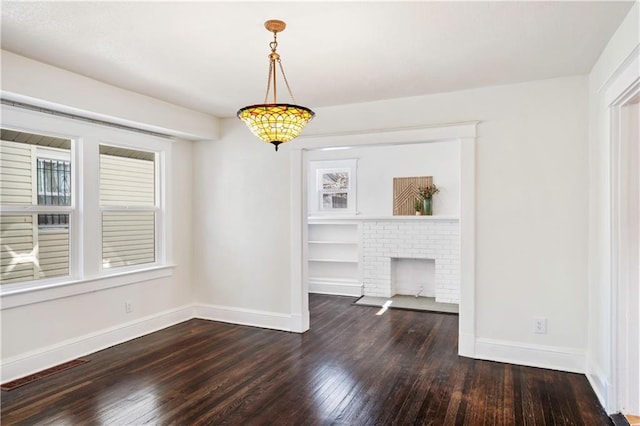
left=100, top=146, right=157, bottom=269
left=0, top=130, right=73, bottom=284
left=37, top=152, right=71, bottom=228
left=320, top=170, right=350, bottom=209
left=308, top=159, right=357, bottom=215
left=1, top=105, right=171, bottom=294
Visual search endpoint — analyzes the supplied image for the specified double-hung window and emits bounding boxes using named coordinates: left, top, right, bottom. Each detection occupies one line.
left=1, top=104, right=171, bottom=294
left=100, top=146, right=158, bottom=269
left=0, top=129, right=73, bottom=284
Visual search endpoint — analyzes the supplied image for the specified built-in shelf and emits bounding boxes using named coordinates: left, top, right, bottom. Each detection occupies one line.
left=307, top=221, right=361, bottom=297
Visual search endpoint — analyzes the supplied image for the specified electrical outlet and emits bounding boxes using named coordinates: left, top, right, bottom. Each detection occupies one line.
left=125, top=301, right=133, bottom=314
left=534, top=317, right=547, bottom=334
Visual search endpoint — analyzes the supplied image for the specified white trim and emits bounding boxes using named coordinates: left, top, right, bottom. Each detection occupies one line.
left=0, top=205, right=75, bottom=213
left=600, top=44, right=640, bottom=98
left=193, top=303, right=293, bottom=332
left=0, top=304, right=193, bottom=383
left=458, top=136, right=476, bottom=357
left=587, top=357, right=610, bottom=409
left=1, top=104, right=174, bottom=303
left=1, top=302, right=299, bottom=384
left=289, top=122, right=477, bottom=349
left=289, top=149, right=309, bottom=333
left=301, top=121, right=479, bottom=142
left=474, top=338, right=586, bottom=374
left=309, top=278, right=363, bottom=297
left=607, top=50, right=640, bottom=414
left=459, top=332, right=476, bottom=357
left=310, top=159, right=358, bottom=215
left=299, top=122, right=478, bottom=150
left=0, top=265, right=174, bottom=309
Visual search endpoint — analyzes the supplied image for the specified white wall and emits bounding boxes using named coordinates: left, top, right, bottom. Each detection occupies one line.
left=0, top=137, right=193, bottom=375
left=0, top=55, right=198, bottom=381
left=307, top=142, right=460, bottom=216
left=587, top=2, right=639, bottom=410
left=1, top=50, right=219, bottom=141
left=191, top=121, right=294, bottom=325
left=193, top=75, right=590, bottom=367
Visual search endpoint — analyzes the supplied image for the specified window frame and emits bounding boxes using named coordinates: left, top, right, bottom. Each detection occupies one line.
left=317, top=167, right=352, bottom=211
left=98, top=144, right=162, bottom=273
left=0, top=104, right=173, bottom=302
left=0, top=129, right=76, bottom=287
left=308, top=159, right=357, bottom=216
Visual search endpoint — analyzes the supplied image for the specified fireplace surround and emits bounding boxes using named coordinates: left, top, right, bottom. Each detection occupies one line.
left=362, top=217, right=460, bottom=303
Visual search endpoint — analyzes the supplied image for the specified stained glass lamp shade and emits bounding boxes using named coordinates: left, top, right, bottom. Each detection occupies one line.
left=237, top=103, right=315, bottom=151
left=237, top=20, right=315, bottom=151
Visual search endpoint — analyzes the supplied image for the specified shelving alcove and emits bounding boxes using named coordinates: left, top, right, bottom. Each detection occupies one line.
left=307, top=218, right=362, bottom=297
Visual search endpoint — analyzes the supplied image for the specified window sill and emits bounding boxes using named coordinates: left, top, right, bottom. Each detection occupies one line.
left=0, top=265, right=175, bottom=310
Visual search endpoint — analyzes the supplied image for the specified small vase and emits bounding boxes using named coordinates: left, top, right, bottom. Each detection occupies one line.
left=423, top=197, right=433, bottom=216
left=415, top=211, right=421, bottom=216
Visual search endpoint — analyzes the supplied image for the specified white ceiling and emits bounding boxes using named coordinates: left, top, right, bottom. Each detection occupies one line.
left=1, top=1, right=634, bottom=118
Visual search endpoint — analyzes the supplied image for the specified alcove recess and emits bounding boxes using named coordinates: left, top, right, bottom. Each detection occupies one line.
left=307, top=220, right=362, bottom=297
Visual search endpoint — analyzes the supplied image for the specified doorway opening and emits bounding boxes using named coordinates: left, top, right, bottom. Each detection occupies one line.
left=289, top=122, right=477, bottom=357
left=610, top=86, right=639, bottom=418
left=392, top=258, right=436, bottom=298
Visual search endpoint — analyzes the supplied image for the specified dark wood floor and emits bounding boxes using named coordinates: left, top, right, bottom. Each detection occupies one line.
left=1, top=294, right=611, bottom=425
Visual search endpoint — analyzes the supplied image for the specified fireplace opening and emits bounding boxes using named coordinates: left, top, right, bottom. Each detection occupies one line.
left=391, top=258, right=435, bottom=297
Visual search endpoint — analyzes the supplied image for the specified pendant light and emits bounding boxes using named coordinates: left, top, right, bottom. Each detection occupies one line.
left=237, top=20, right=315, bottom=151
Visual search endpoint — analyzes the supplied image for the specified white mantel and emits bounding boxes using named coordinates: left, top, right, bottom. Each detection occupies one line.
left=308, top=215, right=459, bottom=221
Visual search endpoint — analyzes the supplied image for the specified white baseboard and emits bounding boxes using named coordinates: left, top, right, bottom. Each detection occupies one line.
left=458, top=331, right=475, bottom=358
left=586, top=358, right=610, bottom=411
left=289, top=312, right=310, bottom=333
left=1, top=305, right=194, bottom=383
left=474, top=338, right=586, bottom=373
left=309, top=279, right=362, bottom=297
left=193, top=303, right=292, bottom=332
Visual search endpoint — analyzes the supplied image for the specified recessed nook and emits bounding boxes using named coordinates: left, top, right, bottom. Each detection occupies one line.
left=291, top=122, right=476, bottom=354
left=392, top=258, right=435, bottom=298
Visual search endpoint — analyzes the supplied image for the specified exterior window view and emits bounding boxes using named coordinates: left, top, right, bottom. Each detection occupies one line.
left=99, top=145, right=156, bottom=269
left=37, top=157, right=71, bottom=227
left=321, top=171, right=349, bottom=209
left=0, top=130, right=159, bottom=285
left=0, top=130, right=72, bottom=283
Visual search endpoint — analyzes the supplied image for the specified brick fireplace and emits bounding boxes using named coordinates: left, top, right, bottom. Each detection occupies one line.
left=362, top=217, right=460, bottom=303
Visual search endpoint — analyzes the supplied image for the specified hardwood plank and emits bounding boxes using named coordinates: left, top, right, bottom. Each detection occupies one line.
left=0, top=294, right=612, bottom=425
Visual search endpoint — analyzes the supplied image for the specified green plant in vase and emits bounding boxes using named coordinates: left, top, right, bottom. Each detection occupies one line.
left=414, top=198, right=423, bottom=215
left=418, top=184, right=440, bottom=216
